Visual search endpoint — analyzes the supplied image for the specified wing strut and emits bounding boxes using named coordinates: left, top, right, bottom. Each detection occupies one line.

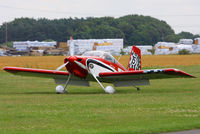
left=56, top=73, right=71, bottom=94
left=63, top=73, right=71, bottom=92
left=89, top=67, right=115, bottom=94
left=55, top=62, right=71, bottom=94
left=92, top=73, right=105, bottom=90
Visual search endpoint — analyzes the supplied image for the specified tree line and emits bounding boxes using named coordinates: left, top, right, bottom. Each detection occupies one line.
left=0, top=15, right=199, bottom=46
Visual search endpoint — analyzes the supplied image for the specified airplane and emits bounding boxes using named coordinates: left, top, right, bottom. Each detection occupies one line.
left=3, top=46, right=195, bottom=94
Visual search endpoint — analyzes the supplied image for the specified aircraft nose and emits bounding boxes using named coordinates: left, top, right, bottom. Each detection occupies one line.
left=64, top=56, right=88, bottom=78
left=64, top=56, right=77, bottom=63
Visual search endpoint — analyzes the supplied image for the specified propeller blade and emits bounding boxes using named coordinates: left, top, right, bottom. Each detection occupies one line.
left=56, top=62, right=68, bottom=71
left=74, top=61, right=87, bottom=70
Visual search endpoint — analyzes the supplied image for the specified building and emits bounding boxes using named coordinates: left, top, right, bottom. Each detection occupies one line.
left=67, top=39, right=123, bottom=55
left=136, top=46, right=153, bottom=55
left=154, top=42, right=194, bottom=55
left=194, top=38, right=200, bottom=45
left=0, top=48, right=6, bottom=56
left=123, top=45, right=153, bottom=55
left=193, top=38, right=200, bottom=53
left=178, top=39, right=193, bottom=45
left=13, top=41, right=57, bottom=52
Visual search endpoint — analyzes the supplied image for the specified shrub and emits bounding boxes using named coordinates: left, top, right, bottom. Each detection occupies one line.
left=178, top=49, right=190, bottom=55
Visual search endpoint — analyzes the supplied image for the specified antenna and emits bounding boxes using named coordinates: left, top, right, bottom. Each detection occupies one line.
left=117, top=54, right=122, bottom=62
left=5, top=22, right=8, bottom=43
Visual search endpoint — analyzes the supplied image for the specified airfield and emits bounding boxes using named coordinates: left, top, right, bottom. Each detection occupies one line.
left=0, top=55, right=200, bottom=134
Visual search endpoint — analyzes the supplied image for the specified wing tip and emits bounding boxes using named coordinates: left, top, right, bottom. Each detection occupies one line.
left=165, top=68, right=196, bottom=78
left=2, top=66, right=10, bottom=71
left=3, top=66, right=18, bottom=71
left=176, top=69, right=196, bottom=78
left=2, top=66, right=7, bottom=70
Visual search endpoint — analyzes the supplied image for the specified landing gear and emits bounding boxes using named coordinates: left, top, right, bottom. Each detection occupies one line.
left=56, top=85, right=66, bottom=94
left=136, top=87, right=140, bottom=91
left=55, top=74, right=71, bottom=94
left=88, top=63, right=115, bottom=94
left=133, top=86, right=140, bottom=91
left=55, top=62, right=70, bottom=94
left=105, top=86, right=115, bottom=94
left=91, top=73, right=115, bottom=94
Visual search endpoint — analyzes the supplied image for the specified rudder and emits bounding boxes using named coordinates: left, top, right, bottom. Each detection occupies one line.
left=128, top=45, right=141, bottom=70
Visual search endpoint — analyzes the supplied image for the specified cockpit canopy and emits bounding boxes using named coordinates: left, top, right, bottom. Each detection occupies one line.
left=82, top=51, right=117, bottom=63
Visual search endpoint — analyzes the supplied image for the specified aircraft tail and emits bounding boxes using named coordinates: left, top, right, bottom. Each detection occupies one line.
left=128, top=45, right=141, bottom=70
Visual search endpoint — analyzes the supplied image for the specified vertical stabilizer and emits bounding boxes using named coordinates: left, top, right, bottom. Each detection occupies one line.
left=128, top=45, right=141, bottom=70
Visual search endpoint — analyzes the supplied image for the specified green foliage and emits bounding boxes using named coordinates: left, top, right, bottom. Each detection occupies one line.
left=178, top=49, right=190, bottom=55
left=165, top=34, right=180, bottom=43
left=1, top=15, right=199, bottom=46
left=177, top=32, right=194, bottom=39
left=120, top=49, right=125, bottom=55
left=148, top=49, right=155, bottom=55
left=0, top=15, right=176, bottom=46
left=162, top=31, right=200, bottom=43
left=1, top=42, right=13, bottom=48
left=43, top=39, right=55, bottom=42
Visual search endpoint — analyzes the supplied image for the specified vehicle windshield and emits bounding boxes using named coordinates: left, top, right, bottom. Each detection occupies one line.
left=82, top=51, right=117, bottom=63
left=82, top=51, right=104, bottom=57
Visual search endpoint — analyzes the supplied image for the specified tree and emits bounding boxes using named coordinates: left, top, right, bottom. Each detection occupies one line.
left=1, top=15, right=197, bottom=46
left=165, top=34, right=180, bottom=43
left=177, top=32, right=194, bottom=39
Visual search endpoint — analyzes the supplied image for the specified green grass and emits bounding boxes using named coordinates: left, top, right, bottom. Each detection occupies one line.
left=0, top=65, right=200, bottom=134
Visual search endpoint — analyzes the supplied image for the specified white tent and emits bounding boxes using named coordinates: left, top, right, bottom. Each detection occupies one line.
left=0, top=49, right=6, bottom=56
left=154, top=42, right=178, bottom=55
left=136, top=46, right=153, bottom=55
left=177, top=44, right=193, bottom=53
left=154, top=42, right=196, bottom=55
left=123, top=45, right=153, bottom=55
left=178, top=39, right=193, bottom=45
left=68, top=39, right=123, bottom=55
left=192, top=44, right=200, bottom=53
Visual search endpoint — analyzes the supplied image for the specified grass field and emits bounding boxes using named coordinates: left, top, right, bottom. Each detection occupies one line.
left=0, top=55, right=200, bottom=134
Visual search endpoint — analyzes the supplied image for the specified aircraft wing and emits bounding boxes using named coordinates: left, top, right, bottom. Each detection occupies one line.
left=3, top=67, right=90, bottom=86
left=3, top=67, right=69, bottom=79
left=98, top=68, right=195, bottom=87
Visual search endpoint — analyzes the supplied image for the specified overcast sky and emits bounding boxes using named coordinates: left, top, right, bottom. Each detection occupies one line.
left=0, top=0, right=200, bottom=34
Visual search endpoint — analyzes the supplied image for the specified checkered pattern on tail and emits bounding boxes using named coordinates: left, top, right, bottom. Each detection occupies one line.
left=128, top=46, right=141, bottom=70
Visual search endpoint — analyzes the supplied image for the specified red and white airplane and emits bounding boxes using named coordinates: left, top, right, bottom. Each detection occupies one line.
left=3, top=46, right=195, bottom=94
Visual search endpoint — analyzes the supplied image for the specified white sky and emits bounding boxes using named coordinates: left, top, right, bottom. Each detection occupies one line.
left=0, top=0, right=200, bottom=34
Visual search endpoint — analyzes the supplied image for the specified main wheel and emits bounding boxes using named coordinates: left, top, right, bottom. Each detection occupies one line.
left=56, top=85, right=66, bottom=94
left=105, top=86, right=115, bottom=94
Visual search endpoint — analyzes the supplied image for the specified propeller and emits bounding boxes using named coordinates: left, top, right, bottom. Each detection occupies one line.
left=74, top=61, right=87, bottom=70
left=56, top=62, right=69, bottom=71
